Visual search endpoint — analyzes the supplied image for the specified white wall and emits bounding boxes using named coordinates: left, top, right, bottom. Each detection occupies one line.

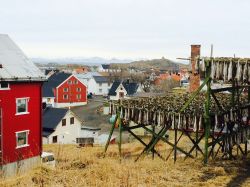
left=79, top=130, right=99, bottom=143
left=45, top=111, right=99, bottom=144
left=47, top=112, right=82, bottom=144
left=95, top=82, right=112, bottom=95
left=77, top=77, right=99, bottom=95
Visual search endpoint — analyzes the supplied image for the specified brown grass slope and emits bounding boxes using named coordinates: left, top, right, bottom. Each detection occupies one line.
left=1, top=141, right=250, bottom=187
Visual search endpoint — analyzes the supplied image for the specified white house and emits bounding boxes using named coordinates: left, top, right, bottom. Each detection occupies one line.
left=75, top=72, right=112, bottom=96
left=108, top=80, right=143, bottom=100
left=43, top=108, right=100, bottom=144
left=98, top=64, right=121, bottom=73
left=92, top=76, right=112, bottom=95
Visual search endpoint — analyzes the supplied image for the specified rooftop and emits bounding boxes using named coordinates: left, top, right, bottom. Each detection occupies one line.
left=42, top=72, right=71, bottom=97
left=93, top=76, right=109, bottom=83
left=0, top=34, right=46, bottom=81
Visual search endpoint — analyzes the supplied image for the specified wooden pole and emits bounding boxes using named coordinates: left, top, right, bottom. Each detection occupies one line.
left=195, top=118, right=199, bottom=157
left=174, top=122, right=178, bottom=163
left=118, top=116, right=122, bottom=160
left=246, top=86, right=250, bottom=155
left=104, top=114, right=118, bottom=154
left=152, top=125, right=155, bottom=160
left=204, top=60, right=212, bottom=164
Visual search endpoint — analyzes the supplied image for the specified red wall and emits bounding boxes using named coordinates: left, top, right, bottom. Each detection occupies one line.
left=0, top=82, right=42, bottom=164
left=55, top=76, right=87, bottom=104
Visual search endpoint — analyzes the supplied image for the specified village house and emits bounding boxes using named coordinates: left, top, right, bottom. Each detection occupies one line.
left=0, top=34, right=46, bottom=176
left=42, top=72, right=87, bottom=108
left=72, top=67, right=88, bottom=74
left=98, top=64, right=121, bottom=73
left=75, top=72, right=112, bottom=96
left=108, top=80, right=143, bottom=100
left=43, top=108, right=100, bottom=144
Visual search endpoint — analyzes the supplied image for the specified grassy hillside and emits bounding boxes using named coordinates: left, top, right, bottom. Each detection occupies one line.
left=111, top=58, right=188, bottom=71
left=1, top=139, right=250, bottom=186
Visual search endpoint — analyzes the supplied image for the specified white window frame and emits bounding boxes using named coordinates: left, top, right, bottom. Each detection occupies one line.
left=74, top=80, right=78, bottom=84
left=64, top=88, right=69, bottom=92
left=16, top=130, right=29, bottom=149
left=16, top=97, right=30, bottom=115
left=0, top=82, right=10, bottom=90
left=63, top=94, right=68, bottom=99
left=76, top=88, right=81, bottom=92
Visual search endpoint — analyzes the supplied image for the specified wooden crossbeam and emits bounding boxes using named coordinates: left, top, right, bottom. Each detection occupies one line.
left=211, top=92, right=224, bottom=111
left=142, top=126, right=194, bottom=159
left=179, top=76, right=210, bottom=113
left=135, top=126, right=167, bottom=161
left=126, top=128, right=164, bottom=161
left=166, top=131, right=184, bottom=161
left=182, top=130, right=204, bottom=157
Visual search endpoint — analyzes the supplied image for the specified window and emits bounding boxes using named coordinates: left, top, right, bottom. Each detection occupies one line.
left=76, top=94, right=81, bottom=99
left=74, top=80, right=78, bottom=84
left=70, top=117, right=74, bottom=124
left=16, top=130, right=29, bottom=148
left=52, top=136, right=57, bottom=143
left=64, top=88, right=69, bottom=92
left=0, top=82, right=9, bottom=90
left=68, top=80, right=72, bottom=84
left=99, top=83, right=102, bottom=87
left=62, top=119, right=66, bottom=126
left=63, top=94, right=68, bottom=100
left=119, top=92, right=124, bottom=98
left=76, top=88, right=81, bottom=92
left=16, top=98, right=29, bottom=114
left=99, top=89, right=102, bottom=93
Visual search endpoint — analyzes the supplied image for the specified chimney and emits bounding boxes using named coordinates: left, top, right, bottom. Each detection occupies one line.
left=189, top=45, right=201, bottom=92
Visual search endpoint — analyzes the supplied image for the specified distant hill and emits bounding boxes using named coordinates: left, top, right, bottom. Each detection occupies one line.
left=111, top=57, right=188, bottom=71
left=31, top=57, right=133, bottom=66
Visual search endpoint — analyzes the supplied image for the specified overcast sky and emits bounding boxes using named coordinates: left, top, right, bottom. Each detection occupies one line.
left=1, top=0, right=250, bottom=61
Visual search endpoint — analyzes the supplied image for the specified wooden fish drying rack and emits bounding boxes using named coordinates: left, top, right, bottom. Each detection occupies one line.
left=104, top=55, right=250, bottom=164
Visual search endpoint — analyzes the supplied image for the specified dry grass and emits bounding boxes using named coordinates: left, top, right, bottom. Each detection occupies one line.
left=1, top=140, right=250, bottom=187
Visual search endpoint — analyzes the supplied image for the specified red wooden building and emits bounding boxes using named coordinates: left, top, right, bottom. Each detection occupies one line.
left=43, top=72, right=87, bottom=108
left=0, top=34, right=46, bottom=176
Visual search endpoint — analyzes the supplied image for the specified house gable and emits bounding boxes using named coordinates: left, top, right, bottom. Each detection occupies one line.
left=55, top=75, right=87, bottom=105
left=56, top=75, right=86, bottom=89
left=47, top=111, right=83, bottom=144
left=115, top=83, right=127, bottom=96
